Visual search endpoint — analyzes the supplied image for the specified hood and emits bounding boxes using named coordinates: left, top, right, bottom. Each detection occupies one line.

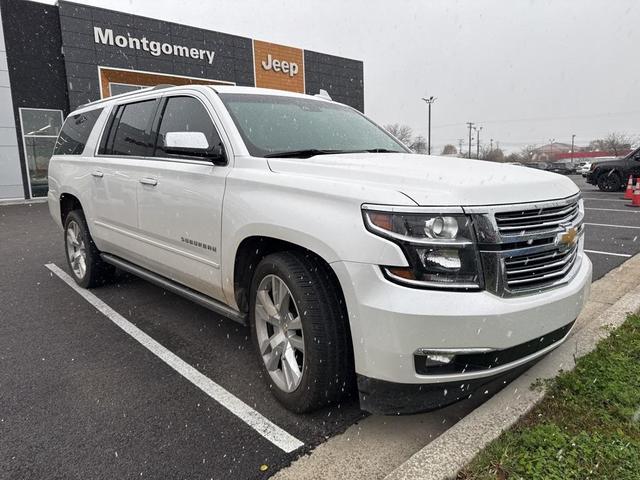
left=267, top=153, right=579, bottom=206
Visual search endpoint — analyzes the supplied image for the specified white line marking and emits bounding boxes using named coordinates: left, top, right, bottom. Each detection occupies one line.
left=585, top=222, right=640, bottom=229
left=585, top=207, right=639, bottom=213
left=45, top=263, right=304, bottom=453
left=584, top=249, right=632, bottom=258
left=583, top=197, right=630, bottom=203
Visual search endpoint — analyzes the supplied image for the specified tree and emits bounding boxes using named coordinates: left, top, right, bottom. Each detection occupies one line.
left=518, top=144, right=539, bottom=163
left=410, top=135, right=427, bottom=154
left=384, top=124, right=427, bottom=154
left=441, top=144, right=457, bottom=155
left=483, top=147, right=505, bottom=162
left=384, top=123, right=414, bottom=145
left=588, top=133, right=633, bottom=155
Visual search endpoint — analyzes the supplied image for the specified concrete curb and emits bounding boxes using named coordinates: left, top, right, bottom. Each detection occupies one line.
left=384, top=257, right=640, bottom=480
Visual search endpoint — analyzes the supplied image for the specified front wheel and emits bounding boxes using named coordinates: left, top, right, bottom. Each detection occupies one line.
left=249, top=251, right=352, bottom=413
left=597, top=171, right=622, bottom=192
left=64, top=210, right=113, bottom=288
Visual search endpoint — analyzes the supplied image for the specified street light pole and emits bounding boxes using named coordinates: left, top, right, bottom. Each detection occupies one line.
left=474, top=126, right=483, bottom=159
left=421, top=96, right=437, bottom=155
left=466, top=122, right=475, bottom=159
left=571, top=134, right=576, bottom=161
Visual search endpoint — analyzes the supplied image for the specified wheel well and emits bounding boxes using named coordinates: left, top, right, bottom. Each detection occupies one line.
left=60, top=193, right=82, bottom=226
left=233, top=236, right=342, bottom=314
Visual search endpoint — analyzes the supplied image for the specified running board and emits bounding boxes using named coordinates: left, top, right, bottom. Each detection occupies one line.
left=100, top=253, right=247, bottom=325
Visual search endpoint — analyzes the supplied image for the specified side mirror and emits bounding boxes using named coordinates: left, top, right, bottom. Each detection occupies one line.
left=163, top=131, right=226, bottom=165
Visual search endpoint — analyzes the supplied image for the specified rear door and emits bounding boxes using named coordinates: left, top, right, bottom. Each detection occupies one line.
left=93, top=98, right=160, bottom=262
left=135, top=92, right=230, bottom=301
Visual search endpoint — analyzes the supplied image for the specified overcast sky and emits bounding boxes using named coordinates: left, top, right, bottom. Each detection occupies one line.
left=41, top=0, right=640, bottom=153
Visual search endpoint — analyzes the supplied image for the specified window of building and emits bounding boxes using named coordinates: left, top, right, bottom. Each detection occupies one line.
left=105, top=100, right=158, bottom=157
left=156, top=96, right=221, bottom=158
left=109, top=83, right=146, bottom=97
left=19, top=108, right=64, bottom=198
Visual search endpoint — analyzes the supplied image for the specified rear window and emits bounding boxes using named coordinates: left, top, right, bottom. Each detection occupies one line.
left=54, top=108, right=103, bottom=156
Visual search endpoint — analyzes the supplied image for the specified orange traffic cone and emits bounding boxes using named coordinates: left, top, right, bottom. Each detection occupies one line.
left=628, top=187, right=640, bottom=208
left=623, top=175, right=634, bottom=200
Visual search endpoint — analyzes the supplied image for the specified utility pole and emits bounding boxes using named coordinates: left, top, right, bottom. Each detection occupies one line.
left=421, top=96, right=437, bottom=155
left=458, top=138, right=464, bottom=156
left=474, top=126, right=483, bottom=159
left=571, top=134, right=576, bottom=162
left=466, top=122, right=475, bottom=159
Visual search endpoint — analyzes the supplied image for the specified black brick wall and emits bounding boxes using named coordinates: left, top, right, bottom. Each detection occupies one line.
left=304, top=50, right=364, bottom=112
left=0, top=0, right=68, bottom=198
left=58, top=1, right=255, bottom=109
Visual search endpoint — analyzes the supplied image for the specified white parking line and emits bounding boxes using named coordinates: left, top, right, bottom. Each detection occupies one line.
left=585, top=222, right=640, bottom=229
left=586, top=207, right=639, bottom=213
left=583, top=198, right=630, bottom=203
left=45, top=263, right=304, bottom=453
left=584, top=249, right=632, bottom=258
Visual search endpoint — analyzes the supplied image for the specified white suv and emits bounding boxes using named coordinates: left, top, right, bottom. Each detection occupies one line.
left=48, top=85, right=591, bottom=414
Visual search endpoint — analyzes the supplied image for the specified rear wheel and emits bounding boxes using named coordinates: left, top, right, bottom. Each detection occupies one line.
left=64, top=210, right=113, bottom=288
left=597, top=171, right=622, bottom=192
left=249, top=251, right=352, bottom=413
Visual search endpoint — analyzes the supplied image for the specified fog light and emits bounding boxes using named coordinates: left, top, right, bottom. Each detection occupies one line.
left=419, top=249, right=461, bottom=270
left=415, top=350, right=456, bottom=367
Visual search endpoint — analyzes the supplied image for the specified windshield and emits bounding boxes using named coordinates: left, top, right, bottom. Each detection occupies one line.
left=219, top=93, right=409, bottom=157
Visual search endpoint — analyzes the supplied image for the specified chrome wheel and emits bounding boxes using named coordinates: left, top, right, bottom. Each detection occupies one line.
left=255, top=274, right=305, bottom=393
left=66, top=220, right=87, bottom=279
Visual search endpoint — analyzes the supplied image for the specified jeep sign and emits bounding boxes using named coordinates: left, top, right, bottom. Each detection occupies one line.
left=261, top=54, right=299, bottom=77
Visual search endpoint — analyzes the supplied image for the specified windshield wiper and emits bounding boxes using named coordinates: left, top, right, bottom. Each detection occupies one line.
left=264, top=148, right=405, bottom=158
left=360, top=148, right=404, bottom=153
left=264, top=149, right=352, bottom=158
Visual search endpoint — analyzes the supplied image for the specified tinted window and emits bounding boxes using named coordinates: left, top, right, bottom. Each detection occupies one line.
left=109, top=100, right=157, bottom=157
left=156, top=96, right=220, bottom=157
left=54, top=109, right=103, bottom=156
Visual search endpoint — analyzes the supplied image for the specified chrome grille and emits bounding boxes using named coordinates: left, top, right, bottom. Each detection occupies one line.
left=466, top=193, right=584, bottom=297
left=494, top=198, right=580, bottom=235
left=504, top=243, right=579, bottom=291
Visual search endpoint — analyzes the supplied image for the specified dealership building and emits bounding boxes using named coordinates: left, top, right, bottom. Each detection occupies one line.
left=0, top=0, right=364, bottom=201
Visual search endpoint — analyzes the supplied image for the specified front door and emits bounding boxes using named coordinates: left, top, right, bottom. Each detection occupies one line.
left=135, top=93, right=229, bottom=301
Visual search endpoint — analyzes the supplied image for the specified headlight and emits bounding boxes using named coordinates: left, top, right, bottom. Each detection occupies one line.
left=363, top=207, right=483, bottom=290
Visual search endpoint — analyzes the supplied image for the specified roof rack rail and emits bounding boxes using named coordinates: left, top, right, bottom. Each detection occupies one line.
left=77, top=84, right=177, bottom=109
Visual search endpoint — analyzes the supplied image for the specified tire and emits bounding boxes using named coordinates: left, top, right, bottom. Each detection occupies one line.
left=249, top=251, right=353, bottom=413
left=64, top=209, right=114, bottom=288
left=597, top=171, right=623, bottom=192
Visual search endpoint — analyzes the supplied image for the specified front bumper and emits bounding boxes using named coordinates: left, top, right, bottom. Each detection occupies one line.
left=331, top=254, right=592, bottom=410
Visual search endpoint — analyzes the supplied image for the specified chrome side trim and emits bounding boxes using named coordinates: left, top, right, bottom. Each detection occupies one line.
left=101, top=253, right=246, bottom=324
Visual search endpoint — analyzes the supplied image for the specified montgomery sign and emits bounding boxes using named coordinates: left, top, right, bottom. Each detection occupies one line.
left=93, top=26, right=216, bottom=64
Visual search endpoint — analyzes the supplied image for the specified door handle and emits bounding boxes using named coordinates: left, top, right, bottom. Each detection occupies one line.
left=139, top=177, right=158, bottom=186
left=91, top=170, right=104, bottom=178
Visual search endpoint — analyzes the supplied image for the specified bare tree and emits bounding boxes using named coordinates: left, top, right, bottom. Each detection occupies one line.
left=441, top=144, right=457, bottom=155
left=588, top=133, right=633, bottom=155
left=483, top=147, right=505, bottom=162
left=384, top=124, right=428, bottom=154
left=518, top=144, right=539, bottom=163
left=384, top=123, right=414, bottom=145
left=410, top=135, right=427, bottom=154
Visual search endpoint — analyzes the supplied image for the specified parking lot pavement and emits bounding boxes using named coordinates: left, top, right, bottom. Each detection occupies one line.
left=569, top=175, right=640, bottom=280
left=1, top=177, right=637, bottom=479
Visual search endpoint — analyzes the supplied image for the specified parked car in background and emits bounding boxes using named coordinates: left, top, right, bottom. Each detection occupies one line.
left=578, top=157, right=616, bottom=177
left=586, top=148, right=640, bottom=191
left=547, top=162, right=575, bottom=175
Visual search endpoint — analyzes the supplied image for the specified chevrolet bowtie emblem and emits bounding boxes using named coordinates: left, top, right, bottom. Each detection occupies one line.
left=557, top=227, right=578, bottom=249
